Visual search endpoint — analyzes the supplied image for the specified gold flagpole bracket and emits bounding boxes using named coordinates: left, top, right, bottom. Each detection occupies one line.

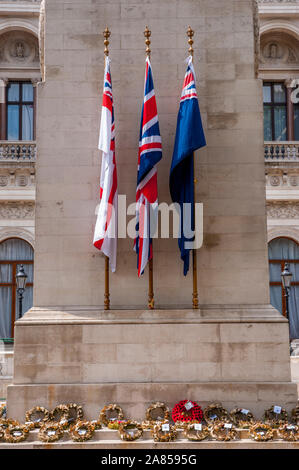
left=143, top=26, right=154, bottom=310
left=103, top=27, right=110, bottom=56
left=103, top=26, right=111, bottom=311
left=186, top=26, right=199, bottom=310
left=144, top=26, right=151, bottom=58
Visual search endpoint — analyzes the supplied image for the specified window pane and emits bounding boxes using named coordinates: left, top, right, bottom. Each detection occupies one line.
left=0, top=264, right=12, bottom=283
left=7, top=105, right=19, bottom=140
left=274, top=106, right=287, bottom=141
left=22, top=105, right=33, bottom=140
left=0, top=238, right=33, bottom=261
left=0, top=287, right=12, bottom=339
left=270, top=285, right=283, bottom=315
left=263, top=106, right=272, bottom=141
left=269, top=263, right=282, bottom=283
left=273, top=84, right=286, bottom=103
left=7, top=83, right=19, bottom=102
left=263, top=85, right=271, bottom=103
left=22, top=83, right=33, bottom=102
left=15, top=285, right=33, bottom=320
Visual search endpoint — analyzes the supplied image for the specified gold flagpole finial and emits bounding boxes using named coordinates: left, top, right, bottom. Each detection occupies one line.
left=187, top=26, right=194, bottom=57
left=103, top=27, right=111, bottom=56
left=144, top=26, right=151, bottom=58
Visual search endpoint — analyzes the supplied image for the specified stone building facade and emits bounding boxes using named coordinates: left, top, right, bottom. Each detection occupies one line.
left=0, top=0, right=299, bottom=403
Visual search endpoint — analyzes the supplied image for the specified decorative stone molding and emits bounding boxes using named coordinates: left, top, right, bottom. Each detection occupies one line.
left=0, top=30, right=39, bottom=68
left=39, top=0, right=45, bottom=81
left=0, top=19, right=38, bottom=38
left=267, top=201, right=299, bottom=218
left=268, top=226, right=299, bottom=243
left=266, top=167, right=299, bottom=187
left=253, top=0, right=261, bottom=77
left=260, top=21, right=299, bottom=40
left=0, top=167, right=35, bottom=188
left=0, top=227, right=34, bottom=247
left=0, top=201, right=35, bottom=219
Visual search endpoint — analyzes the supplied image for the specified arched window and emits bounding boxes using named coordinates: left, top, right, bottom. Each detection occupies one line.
left=0, top=238, right=33, bottom=341
left=268, top=237, right=299, bottom=339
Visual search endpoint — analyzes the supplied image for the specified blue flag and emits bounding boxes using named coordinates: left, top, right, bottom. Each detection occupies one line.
left=169, top=56, right=206, bottom=275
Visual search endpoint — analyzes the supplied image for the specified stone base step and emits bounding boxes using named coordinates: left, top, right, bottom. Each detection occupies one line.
left=1, top=428, right=299, bottom=449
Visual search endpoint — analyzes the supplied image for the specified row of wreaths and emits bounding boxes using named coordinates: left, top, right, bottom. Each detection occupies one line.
left=0, top=400, right=299, bottom=443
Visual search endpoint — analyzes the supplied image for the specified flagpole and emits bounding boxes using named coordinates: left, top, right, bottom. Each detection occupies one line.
left=144, top=26, right=155, bottom=310
left=187, top=26, right=199, bottom=310
left=103, top=27, right=111, bottom=311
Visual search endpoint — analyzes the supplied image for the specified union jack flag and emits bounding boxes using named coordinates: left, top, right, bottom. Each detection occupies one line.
left=93, top=56, right=118, bottom=272
left=134, top=57, right=162, bottom=277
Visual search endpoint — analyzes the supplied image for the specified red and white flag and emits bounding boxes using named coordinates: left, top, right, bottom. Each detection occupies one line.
left=93, top=56, right=118, bottom=272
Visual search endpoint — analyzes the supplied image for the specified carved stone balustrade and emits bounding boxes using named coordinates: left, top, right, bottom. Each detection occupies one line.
left=0, top=141, right=36, bottom=162
left=264, top=141, right=299, bottom=161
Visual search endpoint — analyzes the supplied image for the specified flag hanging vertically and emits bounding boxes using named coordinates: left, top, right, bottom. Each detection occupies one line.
left=169, top=56, right=206, bottom=276
left=93, top=56, right=118, bottom=272
left=134, top=57, right=162, bottom=277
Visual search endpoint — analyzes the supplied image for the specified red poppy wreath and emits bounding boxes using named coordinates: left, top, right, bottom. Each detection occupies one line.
left=172, top=400, right=203, bottom=423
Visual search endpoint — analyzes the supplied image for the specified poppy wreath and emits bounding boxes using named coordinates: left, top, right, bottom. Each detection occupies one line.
left=249, top=422, right=274, bottom=441
left=263, top=406, right=288, bottom=428
left=203, top=403, right=229, bottom=425
left=118, top=420, right=143, bottom=441
left=4, top=424, right=30, bottom=443
left=141, top=420, right=153, bottom=430
left=38, top=422, right=64, bottom=443
left=69, top=420, right=95, bottom=442
left=99, top=404, right=124, bottom=427
left=277, top=423, right=299, bottom=442
left=172, top=400, right=203, bottom=423
left=184, top=422, right=210, bottom=441
left=151, top=420, right=177, bottom=442
left=229, top=408, right=255, bottom=428
left=25, top=406, right=50, bottom=428
left=210, top=422, right=238, bottom=442
left=146, top=402, right=170, bottom=423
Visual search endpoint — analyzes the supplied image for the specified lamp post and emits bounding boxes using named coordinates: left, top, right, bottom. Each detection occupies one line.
left=16, top=264, right=28, bottom=319
left=281, top=262, right=293, bottom=321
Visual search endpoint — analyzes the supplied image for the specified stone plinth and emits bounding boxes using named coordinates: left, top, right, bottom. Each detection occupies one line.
left=7, top=307, right=298, bottom=420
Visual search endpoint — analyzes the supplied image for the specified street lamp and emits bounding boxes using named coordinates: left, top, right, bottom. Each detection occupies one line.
left=16, top=264, right=28, bottom=319
left=281, top=262, right=293, bottom=321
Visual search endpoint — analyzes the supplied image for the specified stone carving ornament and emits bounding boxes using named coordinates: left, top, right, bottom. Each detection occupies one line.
left=0, top=31, right=39, bottom=66
left=267, top=202, right=299, bottom=219
left=0, top=202, right=35, bottom=219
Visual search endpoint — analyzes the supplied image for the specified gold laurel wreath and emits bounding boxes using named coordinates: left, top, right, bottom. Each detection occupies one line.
left=4, top=424, right=30, bottom=443
left=249, top=422, right=274, bottom=441
left=291, top=404, right=299, bottom=425
left=65, top=403, right=84, bottom=424
left=38, top=422, right=64, bottom=443
left=0, top=418, right=20, bottom=429
left=69, top=420, right=95, bottom=442
left=263, top=406, right=288, bottom=428
left=0, top=403, right=6, bottom=419
left=118, top=420, right=143, bottom=441
left=277, top=423, right=299, bottom=442
left=145, top=402, right=170, bottom=423
left=90, top=419, right=102, bottom=430
left=25, top=406, right=50, bottom=428
left=229, top=408, right=255, bottom=428
left=210, top=422, right=238, bottom=441
left=184, top=422, right=210, bottom=441
left=99, top=404, right=124, bottom=427
left=151, top=420, right=177, bottom=442
left=203, top=403, right=229, bottom=425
